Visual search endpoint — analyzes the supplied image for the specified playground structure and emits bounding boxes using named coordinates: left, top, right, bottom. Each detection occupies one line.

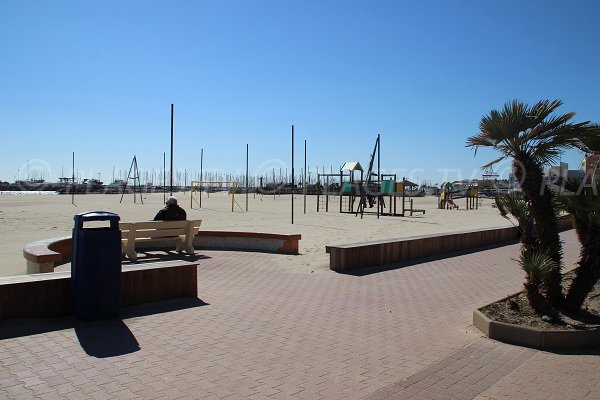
left=438, top=182, right=479, bottom=210
left=120, top=155, right=144, bottom=204
left=316, top=135, right=425, bottom=218
left=190, top=180, right=243, bottom=212
left=317, top=172, right=425, bottom=217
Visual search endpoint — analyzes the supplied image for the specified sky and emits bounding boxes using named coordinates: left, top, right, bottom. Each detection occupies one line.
left=1, top=0, right=599, bottom=186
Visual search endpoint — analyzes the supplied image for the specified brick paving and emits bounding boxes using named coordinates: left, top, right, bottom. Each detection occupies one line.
left=1, top=230, right=598, bottom=399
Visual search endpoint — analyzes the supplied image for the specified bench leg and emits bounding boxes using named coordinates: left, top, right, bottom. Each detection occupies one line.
left=176, top=238, right=195, bottom=255
left=26, top=260, right=54, bottom=274
left=125, top=235, right=138, bottom=261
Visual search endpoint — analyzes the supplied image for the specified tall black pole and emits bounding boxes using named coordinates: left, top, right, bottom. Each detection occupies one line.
left=303, top=139, right=307, bottom=214
left=72, top=152, right=75, bottom=205
left=170, top=103, right=174, bottom=196
left=291, top=125, right=294, bottom=224
left=163, top=152, right=166, bottom=203
left=377, top=133, right=381, bottom=219
left=200, top=148, right=203, bottom=208
left=246, top=143, right=249, bottom=212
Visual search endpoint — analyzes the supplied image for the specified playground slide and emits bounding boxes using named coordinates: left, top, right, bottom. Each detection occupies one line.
left=446, top=199, right=459, bottom=209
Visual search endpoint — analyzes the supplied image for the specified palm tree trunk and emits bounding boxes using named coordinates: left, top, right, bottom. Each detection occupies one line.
left=513, top=159, right=563, bottom=307
left=565, top=220, right=600, bottom=310
left=524, top=278, right=547, bottom=313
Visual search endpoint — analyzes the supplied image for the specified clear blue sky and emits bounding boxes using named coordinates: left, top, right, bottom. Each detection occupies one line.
left=2, top=0, right=599, bottom=185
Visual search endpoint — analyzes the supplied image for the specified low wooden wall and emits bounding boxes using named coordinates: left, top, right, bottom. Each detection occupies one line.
left=326, top=217, right=574, bottom=273
left=0, top=261, right=198, bottom=320
left=326, top=226, right=521, bottom=273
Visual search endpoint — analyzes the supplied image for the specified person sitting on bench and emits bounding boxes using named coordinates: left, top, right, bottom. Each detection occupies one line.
left=154, top=196, right=187, bottom=221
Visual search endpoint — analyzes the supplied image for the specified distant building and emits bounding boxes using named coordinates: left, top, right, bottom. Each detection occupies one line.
left=545, top=162, right=585, bottom=182
left=580, top=154, right=600, bottom=182
left=543, top=161, right=592, bottom=193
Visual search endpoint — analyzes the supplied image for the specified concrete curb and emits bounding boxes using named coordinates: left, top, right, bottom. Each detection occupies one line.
left=473, top=301, right=600, bottom=349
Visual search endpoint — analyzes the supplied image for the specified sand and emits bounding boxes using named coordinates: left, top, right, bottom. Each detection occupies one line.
left=0, top=191, right=513, bottom=277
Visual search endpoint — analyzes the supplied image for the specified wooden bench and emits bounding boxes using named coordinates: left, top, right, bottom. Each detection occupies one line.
left=120, top=220, right=202, bottom=261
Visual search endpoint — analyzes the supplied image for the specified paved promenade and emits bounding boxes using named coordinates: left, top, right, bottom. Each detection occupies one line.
left=1, top=230, right=598, bottom=399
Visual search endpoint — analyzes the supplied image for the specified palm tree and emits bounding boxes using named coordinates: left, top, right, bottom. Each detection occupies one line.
left=559, top=131, right=600, bottom=311
left=466, top=99, right=592, bottom=307
left=496, top=193, right=551, bottom=311
left=558, top=179, right=600, bottom=311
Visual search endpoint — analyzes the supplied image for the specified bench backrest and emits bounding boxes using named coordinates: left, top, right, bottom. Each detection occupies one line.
left=120, top=220, right=202, bottom=240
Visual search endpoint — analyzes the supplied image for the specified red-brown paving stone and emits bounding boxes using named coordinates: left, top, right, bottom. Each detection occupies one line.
left=1, top=230, right=598, bottom=400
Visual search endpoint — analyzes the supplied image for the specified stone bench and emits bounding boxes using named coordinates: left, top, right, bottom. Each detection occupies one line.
left=0, top=260, right=198, bottom=320
left=23, top=230, right=301, bottom=273
left=194, top=231, right=300, bottom=254
left=23, top=236, right=71, bottom=274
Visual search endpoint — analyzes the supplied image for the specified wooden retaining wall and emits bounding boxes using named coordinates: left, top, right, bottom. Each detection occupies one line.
left=326, top=217, right=574, bottom=273
left=0, top=261, right=198, bottom=320
left=326, top=226, right=520, bottom=273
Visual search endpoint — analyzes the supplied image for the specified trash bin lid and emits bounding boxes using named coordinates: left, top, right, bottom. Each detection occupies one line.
left=74, top=211, right=120, bottom=229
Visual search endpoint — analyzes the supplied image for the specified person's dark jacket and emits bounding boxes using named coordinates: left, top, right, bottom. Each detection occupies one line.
left=153, top=205, right=187, bottom=221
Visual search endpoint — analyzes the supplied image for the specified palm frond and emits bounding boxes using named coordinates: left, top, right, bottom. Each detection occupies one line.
left=495, top=192, right=530, bottom=222
left=480, top=155, right=507, bottom=170
left=577, top=124, right=600, bottom=153
left=515, top=247, right=558, bottom=280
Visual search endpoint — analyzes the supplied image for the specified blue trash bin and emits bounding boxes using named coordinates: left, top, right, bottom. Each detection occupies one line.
left=71, top=211, right=122, bottom=320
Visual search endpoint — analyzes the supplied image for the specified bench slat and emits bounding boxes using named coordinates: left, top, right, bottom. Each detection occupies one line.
left=128, top=229, right=187, bottom=239
left=123, top=220, right=186, bottom=230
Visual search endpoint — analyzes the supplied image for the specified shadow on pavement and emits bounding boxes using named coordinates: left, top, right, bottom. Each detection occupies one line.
left=121, top=297, right=209, bottom=318
left=342, top=241, right=519, bottom=277
left=75, top=319, right=139, bottom=357
left=0, top=297, right=209, bottom=340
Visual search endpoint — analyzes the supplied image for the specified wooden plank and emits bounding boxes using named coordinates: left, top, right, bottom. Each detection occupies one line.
left=126, top=220, right=188, bottom=230
left=129, top=229, right=186, bottom=239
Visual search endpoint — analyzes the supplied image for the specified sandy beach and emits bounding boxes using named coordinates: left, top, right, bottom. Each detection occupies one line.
left=0, top=191, right=512, bottom=277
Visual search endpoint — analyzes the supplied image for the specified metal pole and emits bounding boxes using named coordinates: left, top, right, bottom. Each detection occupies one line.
left=291, top=125, right=294, bottom=224
left=304, top=139, right=307, bottom=214
left=163, top=152, right=166, bottom=203
left=170, top=103, right=174, bottom=196
left=317, top=173, right=320, bottom=212
left=200, top=148, right=203, bottom=208
left=246, top=143, right=249, bottom=212
left=377, top=133, right=380, bottom=219
left=72, top=152, right=75, bottom=205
